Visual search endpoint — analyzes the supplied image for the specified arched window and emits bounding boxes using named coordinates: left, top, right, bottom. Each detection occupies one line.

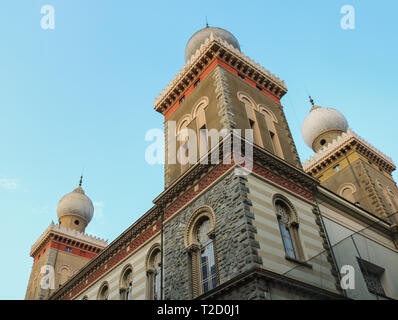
left=274, top=197, right=304, bottom=261
left=177, top=115, right=193, bottom=174
left=237, top=92, right=263, bottom=147
left=192, top=97, right=209, bottom=158
left=339, top=183, right=356, bottom=203
left=259, top=105, right=284, bottom=159
left=97, top=282, right=109, bottom=300
left=58, top=265, right=71, bottom=287
left=384, top=186, right=397, bottom=213
left=376, top=180, right=397, bottom=213
left=185, top=207, right=218, bottom=298
left=146, top=245, right=161, bottom=300
left=82, top=295, right=88, bottom=300
left=387, top=187, right=398, bottom=213
left=119, top=265, right=133, bottom=300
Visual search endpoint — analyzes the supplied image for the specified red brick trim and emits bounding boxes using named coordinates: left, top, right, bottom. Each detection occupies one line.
left=164, top=59, right=281, bottom=120
left=66, top=222, right=160, bottom=300
left=252, top=164, right=314, bottom=202
left=49, top=240, right=98, bottom=260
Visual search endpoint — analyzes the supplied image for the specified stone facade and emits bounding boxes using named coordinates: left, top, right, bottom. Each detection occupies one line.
left=163, top=170, right=262, bottom=299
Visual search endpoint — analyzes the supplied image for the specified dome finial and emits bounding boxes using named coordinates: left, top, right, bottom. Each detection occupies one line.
left=79, top=175, right=83, bottom=187
left=206, top=17, right=209, bottom=28
left=308, top=95, right=320, bottom=112
left=309, top=95, right=315, bottom=107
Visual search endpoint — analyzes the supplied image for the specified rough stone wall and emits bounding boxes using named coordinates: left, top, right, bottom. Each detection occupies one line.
left=206, top=276, right=269, bottom=300
left=163, top=169, right=262, bottom=299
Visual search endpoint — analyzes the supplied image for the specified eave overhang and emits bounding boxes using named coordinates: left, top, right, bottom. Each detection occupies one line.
left=303, top=129, right=396, bottom=175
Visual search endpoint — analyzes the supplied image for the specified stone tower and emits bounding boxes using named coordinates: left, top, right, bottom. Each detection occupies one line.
left=302, top=103, right=398, bottom=224
left=158, top=27, right=303, bottom=188
left=25, top=179, right=107, bottom=300
left=154, top=27, right=341, bottom=299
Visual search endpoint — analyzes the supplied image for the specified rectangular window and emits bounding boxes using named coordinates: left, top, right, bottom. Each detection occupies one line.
left=66, top=247, right=72, bottom=253
left=199, top=124, right=208, bottom=158
left=179, top=96, right=185, bottom=104
left=358, top=258, right=386, bottom=297
left=333, top=164, right=341, bottom=172
left=194, top=79, right=200, bottom=87
left=238, top=73, right=245, bottom=80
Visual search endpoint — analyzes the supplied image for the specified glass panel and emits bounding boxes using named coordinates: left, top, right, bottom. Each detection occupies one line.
left=279, top=222, right=296, bottom=259
left=200, top=242, right=216, bottom=294
left=202, top=265, right=208, bottom=279
left=203, top=282, right=209, bottom=293
left=282, top=212, right=398, bottom=300
left=154, top=272, right=161, bottom=300
left=211, top=276, right=217, bottom=289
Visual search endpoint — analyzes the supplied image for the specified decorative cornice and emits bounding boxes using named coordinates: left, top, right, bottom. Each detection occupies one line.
left=303, top=129, right=396, bottom=174
left=154, top=32, right=287, bottom=114
left=30, top=222, right=108, bottom=257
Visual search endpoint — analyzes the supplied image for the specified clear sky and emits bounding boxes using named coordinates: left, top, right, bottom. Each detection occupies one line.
left=1, top=0, right=397, bottom=299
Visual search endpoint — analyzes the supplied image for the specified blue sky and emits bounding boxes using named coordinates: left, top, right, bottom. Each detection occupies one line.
left=0, top=0, right=397, bottom=299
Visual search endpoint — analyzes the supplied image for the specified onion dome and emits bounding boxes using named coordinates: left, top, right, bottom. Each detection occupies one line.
left=302, top=101, right=349, bottom=151
left=57, top=177, right=94, bottom=225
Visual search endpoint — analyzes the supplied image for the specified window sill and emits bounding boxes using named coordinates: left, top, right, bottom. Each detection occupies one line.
left=285, top=256, right=312, bottom=269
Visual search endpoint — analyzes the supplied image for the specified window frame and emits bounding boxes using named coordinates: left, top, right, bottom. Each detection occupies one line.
left=97, top=282, right=110, bottom=300
left=357, top=258, right=388, bottom=298
left=273, top=195, right=305, bottom=263
left=184, top=206, right=218, bottom=298
left=145, top=244, right=162, bottom=300
left=119, top=265, right=133, bottom=300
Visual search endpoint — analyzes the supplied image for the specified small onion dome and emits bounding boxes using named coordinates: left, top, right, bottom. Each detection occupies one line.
left=57, top=185, right=94, bottom=224
left=302, top=105, right=349, bottom=150
left=185, top=26, right=240, bottom=63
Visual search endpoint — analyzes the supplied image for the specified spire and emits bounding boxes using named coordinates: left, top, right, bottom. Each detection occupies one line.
left=309, top=95, right=315, bottom=107
left=309, top=95, right=320, bottom=112
left=73, top=175, right=85, bottom=194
